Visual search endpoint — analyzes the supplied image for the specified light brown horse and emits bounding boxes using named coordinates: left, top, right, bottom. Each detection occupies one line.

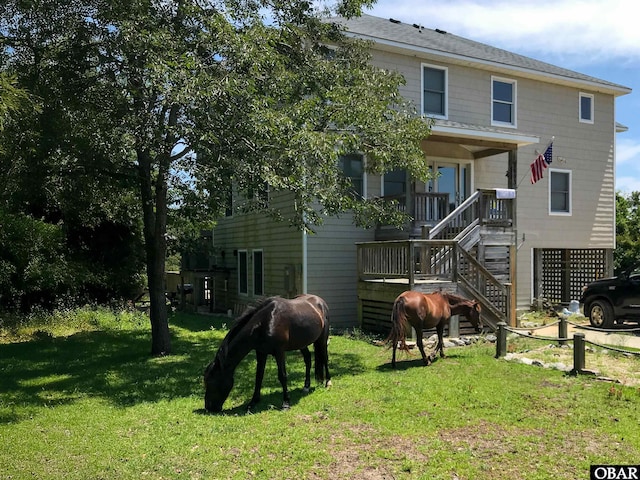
left=386, top=290, right=482, bottom=368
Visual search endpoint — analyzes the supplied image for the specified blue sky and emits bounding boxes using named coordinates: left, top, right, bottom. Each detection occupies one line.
left=365, top=0, right=640, bottom=193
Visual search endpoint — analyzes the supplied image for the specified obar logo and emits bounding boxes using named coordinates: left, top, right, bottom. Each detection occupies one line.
left=591, top=466, right=640, bottom=480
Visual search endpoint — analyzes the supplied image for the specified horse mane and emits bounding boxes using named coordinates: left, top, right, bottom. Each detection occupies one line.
left=215, top=296, right=277, bottom=369
left=441, top=292, right=474, bottom=306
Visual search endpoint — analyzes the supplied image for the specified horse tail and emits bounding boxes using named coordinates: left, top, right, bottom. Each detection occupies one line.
left=314, top=300, right=331, bottom=384
left=386, top=296, right=410, bottom=352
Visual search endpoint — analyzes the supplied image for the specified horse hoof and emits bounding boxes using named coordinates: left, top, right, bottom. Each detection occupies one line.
left=303, top=387, right=310, bottom=394
left=325, top=380, right=332, bottom=387
left=281, top=402, right=290, bottom=411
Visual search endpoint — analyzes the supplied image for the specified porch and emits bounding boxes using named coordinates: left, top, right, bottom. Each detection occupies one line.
left=357, top=189, right=517, bottom=334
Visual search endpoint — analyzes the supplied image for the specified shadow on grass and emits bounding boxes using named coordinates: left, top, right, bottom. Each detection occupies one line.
left=0, top=314, right=365, bottom=423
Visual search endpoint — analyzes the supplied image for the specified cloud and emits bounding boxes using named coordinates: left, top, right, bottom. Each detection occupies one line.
left=617, top=138, right=640, bottom=165
left=368, top=0, right=640, bottom=63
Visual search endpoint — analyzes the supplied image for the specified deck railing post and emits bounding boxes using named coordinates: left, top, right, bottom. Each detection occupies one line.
left=408, top=241, right=415, bottom=288
left=495, top=322, right=507, bottom=358
left=572, top=333, right=586, bottom=374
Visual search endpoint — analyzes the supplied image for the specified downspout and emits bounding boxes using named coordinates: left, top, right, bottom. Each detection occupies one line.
left=302, top=218, right=308, bottom=294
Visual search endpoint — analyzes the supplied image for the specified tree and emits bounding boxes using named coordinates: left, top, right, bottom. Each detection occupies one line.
left=1, top=0, right=432, bottom=355
left=615, top=191, right=640, bottom=273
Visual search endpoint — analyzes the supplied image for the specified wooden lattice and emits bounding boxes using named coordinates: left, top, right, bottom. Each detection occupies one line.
left=535, top=249, right=612, bottom=304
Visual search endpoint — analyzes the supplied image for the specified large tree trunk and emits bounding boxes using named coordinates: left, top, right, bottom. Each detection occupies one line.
left=139, top=148, right=172, bottom=356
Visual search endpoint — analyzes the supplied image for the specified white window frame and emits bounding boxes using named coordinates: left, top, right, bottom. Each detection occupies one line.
left=548, top=168, right=572, bottom=216
left=421, top=63, right=448, bottom=119
left=237, top=249, right=248, bottom=295
left=252, top=249, right=264, bottom=296
left=491, top=76, right=517, bottom=128
left=579, top=92, right=594, bottom=124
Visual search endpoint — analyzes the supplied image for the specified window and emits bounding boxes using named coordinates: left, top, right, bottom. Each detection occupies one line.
left=422, top=64, right=447, bottom=117
left=253, top=250, right=264, bottom=296
left=338, top=153, right=364, bottom=197
left=579, top=92, right=594, bottom=124
left=549, top=169, right=571, bottom=215
left=238, top=250, right=248, bottom=295
left=384, top=169, right=406, bottom=196
left=492, top=77, right=516, bottom=127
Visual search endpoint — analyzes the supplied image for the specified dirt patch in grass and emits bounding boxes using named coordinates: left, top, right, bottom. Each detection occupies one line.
left=438, top=420, right=613, bottom=480
left=505, top=343, right=640, bottom=387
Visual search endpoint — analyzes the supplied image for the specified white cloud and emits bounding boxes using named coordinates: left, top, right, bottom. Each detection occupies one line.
left=617, top=138, right=640, bottom=165
left=368, top=0, right=640, bottom=62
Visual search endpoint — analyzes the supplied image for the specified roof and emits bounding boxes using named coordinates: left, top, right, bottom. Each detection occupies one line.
left=331, top=14, right=631, bottom=97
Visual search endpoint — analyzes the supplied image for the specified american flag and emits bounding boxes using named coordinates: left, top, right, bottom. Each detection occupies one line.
left=530, top=142, right=553, bottom=184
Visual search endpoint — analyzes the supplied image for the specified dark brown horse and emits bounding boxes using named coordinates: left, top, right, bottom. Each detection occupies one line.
left=387, top=290, right=482, bottom=368
left=204, top=294, right=331, bottom=412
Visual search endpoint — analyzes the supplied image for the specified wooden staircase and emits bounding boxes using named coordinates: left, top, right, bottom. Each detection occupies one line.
left=357, top=189, right=516, bottom=331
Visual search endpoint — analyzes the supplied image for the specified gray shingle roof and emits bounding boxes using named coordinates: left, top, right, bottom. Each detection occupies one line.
left=332, top=14, right=630, bottom=95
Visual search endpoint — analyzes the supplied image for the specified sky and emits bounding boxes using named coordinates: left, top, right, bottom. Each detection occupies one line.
left=364, top=0, right=640, bottom=194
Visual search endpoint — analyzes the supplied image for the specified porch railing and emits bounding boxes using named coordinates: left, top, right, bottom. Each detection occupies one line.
left=428, top=189, right=513, bottom=240
left=381, top=192, right=449, bottom=224
left=356, top=239, right=511, bottom=327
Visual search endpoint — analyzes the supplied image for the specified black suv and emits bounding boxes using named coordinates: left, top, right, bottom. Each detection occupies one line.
left=580, top=266, right=640, bottom=328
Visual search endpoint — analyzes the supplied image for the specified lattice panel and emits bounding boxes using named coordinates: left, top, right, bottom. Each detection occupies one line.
left=537, top=249, right=611, bottom=303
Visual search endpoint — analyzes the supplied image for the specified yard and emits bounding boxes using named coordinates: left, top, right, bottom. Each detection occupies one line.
left=1, top=308, right=639, bottom=479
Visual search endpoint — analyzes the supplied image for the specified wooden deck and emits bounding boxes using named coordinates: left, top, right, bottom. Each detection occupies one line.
left=357, top=190, right=518, bottom=334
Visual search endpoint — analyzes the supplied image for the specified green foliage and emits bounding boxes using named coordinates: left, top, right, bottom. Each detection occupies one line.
left=1, top=312, right=640, bottom=479
left=615, top=191, right=640, bottom=272
left=1, top=0, right=433, bottom=352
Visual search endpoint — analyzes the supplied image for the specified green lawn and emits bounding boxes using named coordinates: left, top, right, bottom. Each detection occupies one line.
left=1, top=309, right=639, bottom=479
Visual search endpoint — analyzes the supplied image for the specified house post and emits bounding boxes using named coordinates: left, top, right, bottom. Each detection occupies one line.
left=508, top=149, right=518, bottom=326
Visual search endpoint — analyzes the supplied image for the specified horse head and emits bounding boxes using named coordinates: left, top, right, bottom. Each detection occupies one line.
left=203, top=357, right=234, bottom=413
left=469, top=301, right=483, bottom=332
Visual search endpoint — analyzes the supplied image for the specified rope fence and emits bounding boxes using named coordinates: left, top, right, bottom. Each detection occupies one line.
left=495, top=319, right=640, bottom=375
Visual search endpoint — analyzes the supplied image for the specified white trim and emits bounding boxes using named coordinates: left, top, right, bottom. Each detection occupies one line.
left=430, top=123, right=538, bottom=146
left=579, top=92, right=594, bottom=124
left=252, top=249, right=264, bottom=296
left=491, top=76, right=517, bottom=128
left=421, top=62, right=448, bottom=119
left=548, top=168, right=572, bottom=216
left=302, top=229, right=308, bottom=294
left=237, top=249, right=249, bottom=296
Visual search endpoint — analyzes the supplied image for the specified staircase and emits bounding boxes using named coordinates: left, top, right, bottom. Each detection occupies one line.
left=426, top=189, right=515, bottom=328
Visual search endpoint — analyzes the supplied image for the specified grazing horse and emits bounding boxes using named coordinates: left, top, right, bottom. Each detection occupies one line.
left=387, top=290, right=482, bottom=368
left=204, top=294, right=331, bottom=412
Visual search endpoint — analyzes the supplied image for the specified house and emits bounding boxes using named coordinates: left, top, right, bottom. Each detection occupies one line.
left=183, top=14, right=631, bottom=332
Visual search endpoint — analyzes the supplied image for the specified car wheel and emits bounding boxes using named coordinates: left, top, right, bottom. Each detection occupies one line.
left=588, top=300, right=614, bottom=328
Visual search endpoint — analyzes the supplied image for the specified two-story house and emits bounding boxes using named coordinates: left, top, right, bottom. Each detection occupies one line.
left=184, top=14, right=631, bottom=332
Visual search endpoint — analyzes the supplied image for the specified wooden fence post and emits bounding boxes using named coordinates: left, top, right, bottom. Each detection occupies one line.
left=495, top=322, right=507, bottom=358
left=572, top=333, right=585, bottom=374
left=559, top=317, right=567, bottom=346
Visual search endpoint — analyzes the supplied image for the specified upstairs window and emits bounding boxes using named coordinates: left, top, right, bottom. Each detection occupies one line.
left=549, top=169, right=571, bottom=215
left=492, top=77, right=516, bottom=127
left=422, top=64, right=447, bottom=117
left=338, top=153, right=364, bottom=197
left=579, top=92, right=594, bottom=124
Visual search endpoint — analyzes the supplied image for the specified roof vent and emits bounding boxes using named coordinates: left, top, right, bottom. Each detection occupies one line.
left=435, top=28, right=447, bottom=34
left=389, top=18, right=401, bottom=24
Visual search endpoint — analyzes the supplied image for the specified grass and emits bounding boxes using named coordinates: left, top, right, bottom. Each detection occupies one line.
left=1, top=308, right=640, bottom=479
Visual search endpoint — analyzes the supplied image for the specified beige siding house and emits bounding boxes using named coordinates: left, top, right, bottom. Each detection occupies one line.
left=188, top=14, right=630, bottom=330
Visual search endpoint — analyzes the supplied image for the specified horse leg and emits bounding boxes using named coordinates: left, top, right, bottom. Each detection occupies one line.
left=392, top=342, right=397, bottom=369
left=274, top=351, right=290, bottom=410
left=436, top=322, right=446, bottom=358
left=248, top=351, right=268, bottom=411
left=415, top=326, right=432, bottom=366
left=300, top=347, right=311, bottom=393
